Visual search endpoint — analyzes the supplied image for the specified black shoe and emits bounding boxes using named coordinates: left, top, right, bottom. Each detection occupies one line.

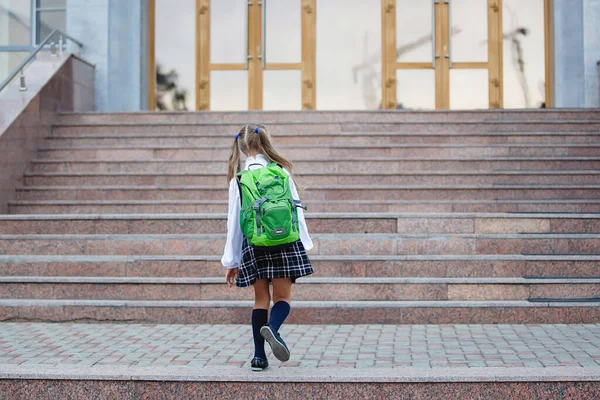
left=251, top=356, right=269, bottom=371
left=260, top=325, right=291, bottom=362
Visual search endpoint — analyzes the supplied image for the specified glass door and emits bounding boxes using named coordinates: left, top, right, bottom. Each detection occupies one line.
left=196, top=0, right=314, bottom=111
left=446, top=0, right=500, bottom=109
left=384, top=0, right=502, bottom=110
left=150, top=0, right=550, bottom=111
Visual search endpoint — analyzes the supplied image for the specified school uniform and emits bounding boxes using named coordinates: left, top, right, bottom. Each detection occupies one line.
left=221, top=154, right=314, bottom=287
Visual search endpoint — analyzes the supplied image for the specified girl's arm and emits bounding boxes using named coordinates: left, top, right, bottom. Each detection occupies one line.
left=221, top=178, right=243, bottom=268
left=287, top=171, right=314, bottom=251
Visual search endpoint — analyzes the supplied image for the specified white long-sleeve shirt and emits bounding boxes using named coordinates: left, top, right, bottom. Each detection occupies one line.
left=221, top=154, right=314, bottom=269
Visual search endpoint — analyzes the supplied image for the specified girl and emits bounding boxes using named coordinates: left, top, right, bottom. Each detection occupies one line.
left=221, top=124, right=314, bottom=372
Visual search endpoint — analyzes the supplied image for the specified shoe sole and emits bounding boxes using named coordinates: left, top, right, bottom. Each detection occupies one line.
left=260, top=326, right=290, bottom=362
left=251, top=366, right=266, bottom=372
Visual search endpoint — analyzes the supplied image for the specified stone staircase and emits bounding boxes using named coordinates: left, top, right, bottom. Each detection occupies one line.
left=1, top=110, right=600, bottom=324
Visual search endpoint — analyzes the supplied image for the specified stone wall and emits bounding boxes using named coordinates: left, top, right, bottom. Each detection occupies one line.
left=0, top=55, right=94, bottom=213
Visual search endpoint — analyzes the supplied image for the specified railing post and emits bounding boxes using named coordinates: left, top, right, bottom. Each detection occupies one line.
left=50, top=41, right=57, bottom=56
left=19, top=70, right=27, bottom=92
left=58, top=35, right=64, bottom=57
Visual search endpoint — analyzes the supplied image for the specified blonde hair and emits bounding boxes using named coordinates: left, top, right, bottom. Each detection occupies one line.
left=227, top=124, right=297, bottom=185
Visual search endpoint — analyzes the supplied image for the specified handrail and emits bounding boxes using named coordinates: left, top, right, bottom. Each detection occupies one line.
left=0, top=29, right=84, bottom=93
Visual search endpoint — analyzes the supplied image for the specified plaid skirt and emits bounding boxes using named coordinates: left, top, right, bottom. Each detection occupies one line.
left=236, top=238, right=314, bottom=288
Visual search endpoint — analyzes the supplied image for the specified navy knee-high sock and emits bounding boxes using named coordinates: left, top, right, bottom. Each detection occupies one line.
left=252, top=309, right=268, bottom=359
left=269, top=301, right=291, bottom=332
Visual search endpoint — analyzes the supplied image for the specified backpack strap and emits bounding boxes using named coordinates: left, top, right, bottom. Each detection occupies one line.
left=235, top=176, right=243, bottom=207
left=253, top=196, right=269, bottom=237
left=248, top=163, right=265, bottom=170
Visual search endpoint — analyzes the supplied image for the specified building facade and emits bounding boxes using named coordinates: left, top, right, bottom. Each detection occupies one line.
left=1, top=0, right=599, bottom=111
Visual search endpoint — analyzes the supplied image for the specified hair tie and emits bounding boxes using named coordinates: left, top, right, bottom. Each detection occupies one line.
left=254, top=127, right=259, bottom=133
left=234, top=134, right=239, bottom=140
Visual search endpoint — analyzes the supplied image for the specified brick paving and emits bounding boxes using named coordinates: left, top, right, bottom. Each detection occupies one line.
left=1, top=323, right=600, bottom=370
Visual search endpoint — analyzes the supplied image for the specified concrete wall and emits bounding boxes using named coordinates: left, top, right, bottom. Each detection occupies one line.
left=66, top=0, right=109, bottom=109
left=583, top=0, right=600, bottom=107
left=107, top=0, right=143, bottom=111
left=66, top=0, right=146, bottom=111
left=553, top=0, right=600, bottom=108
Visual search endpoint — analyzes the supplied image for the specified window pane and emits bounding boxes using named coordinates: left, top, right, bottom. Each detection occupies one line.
left=396, top=0, right=433, bottom=63
left=316, top=0, right=381, bottom=110
left=452, top=0, right=488, bottom=62
left=502, top=0, right=546, bottom=108
left=0, top=1, right=32, bottom=46
left=265, top=0, right=301, bottom=64
left=210, top=71, right=248, bottom=111
left=396, top=69, right=435, bottom=110
left=36, top=11, right=66, bottom=43
left=210, top=0, right=247, bottom=64
left=263, top=70, right=301, bottom=110
left=450, top=69, right=489, bottom=109
left=37, top=0, right=66, bottom=8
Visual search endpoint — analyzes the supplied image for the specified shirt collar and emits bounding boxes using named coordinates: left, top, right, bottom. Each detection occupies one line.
left=244, top=154, right=268, bottom=169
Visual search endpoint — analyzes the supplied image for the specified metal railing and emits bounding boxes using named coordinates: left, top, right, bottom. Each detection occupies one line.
left=0, top=29, right=84, bottom=93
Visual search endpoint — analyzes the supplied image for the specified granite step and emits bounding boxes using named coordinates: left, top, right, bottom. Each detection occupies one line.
left=14, top=185, right=600, bottom=201
left=22, top=171, right=600, bottom=186
left=51, top=121, right=600, bottom=136
left=10, top=199, right=600, bottom=214
left=47, top=131, right=600, bottom=145
left=35, top=145, right=600, bottom=160
left=2, top=254, right=598, bottom=278
left=1, top=276, right=599, bottom=301
left=0, top=233, right=598, bottom=256
left=55, top=109, right=600, bottom=124
left=1, top=299, right=599, bottom=324
left=29, top=158, right=600, bottom=173
left=43, top=129, right=600, bottom=147
left=1, top=213, right=599, bottom=235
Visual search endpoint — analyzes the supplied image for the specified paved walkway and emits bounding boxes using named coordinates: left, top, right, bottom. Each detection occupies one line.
left=2, top=323, right=600, bottom=370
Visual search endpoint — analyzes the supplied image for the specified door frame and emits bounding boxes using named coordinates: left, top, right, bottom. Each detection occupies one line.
left=381, top=0, right=552, bottom=110
left=148, top=0, right=552, bottom=111
left=196, top=0, right=316, bottom=111
left=382, top=0, right=503, bottom=110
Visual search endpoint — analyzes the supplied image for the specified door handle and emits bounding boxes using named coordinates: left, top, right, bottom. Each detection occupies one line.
left=260, top=0, right=266, bottom=68
left=445, top=0, right=453, bottom=68
left=431, top=0, right=436, bottom=68
left=245, top=1, right=252, bottom=69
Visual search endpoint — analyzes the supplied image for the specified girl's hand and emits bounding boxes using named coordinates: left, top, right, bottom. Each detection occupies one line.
left=225, top=268, right=239, bottom=287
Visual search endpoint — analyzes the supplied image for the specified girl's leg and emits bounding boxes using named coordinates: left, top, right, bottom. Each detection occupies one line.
left=269, top=278, right=292, bottom=332
left=252, top=279, right=270, bottom=359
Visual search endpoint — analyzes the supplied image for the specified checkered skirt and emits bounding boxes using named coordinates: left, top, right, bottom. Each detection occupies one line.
left=235, top=238, right=314, bottom=288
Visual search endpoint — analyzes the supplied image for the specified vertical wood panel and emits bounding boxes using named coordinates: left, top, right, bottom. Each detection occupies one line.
left=197, top=0, right=211, bottom=110
left=301, top=0, right=316, bottom=110
left=247, top=1, right=263, bottom=110
left=381, top=0, right=397, bottom=109
left=488, top=0, right=503, bottom=108
left=544, top=0, right=552, bottom=107
left=148, top=0, right=156, bottom=111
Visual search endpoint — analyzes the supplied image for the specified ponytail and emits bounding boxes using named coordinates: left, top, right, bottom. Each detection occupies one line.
left=230, top=124, right=302, bottom=189
left=254, top=125, right=301, bottom=189
left=227, top=127, right=245, bottom=183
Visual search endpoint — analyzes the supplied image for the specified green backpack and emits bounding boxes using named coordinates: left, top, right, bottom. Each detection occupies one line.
left=237, top=162, right=304, bottom=248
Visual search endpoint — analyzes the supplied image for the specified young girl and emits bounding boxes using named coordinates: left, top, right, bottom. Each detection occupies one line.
left=221, top=124, right=314, bottom=372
